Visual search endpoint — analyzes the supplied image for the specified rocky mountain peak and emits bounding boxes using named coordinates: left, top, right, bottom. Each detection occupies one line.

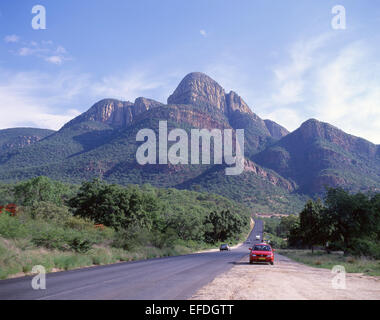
left=77, top=99, right=134, bottom=128
left=297, top=119, right=351, bottom=144
left=295, top=118, right=377, bottom=159
left=167, top=72, right=259, bottom=117
left=167, top=72, right=227, bottom=112
left=134, top=97, right=164, bottom=112
left=62, top=97, right=163, bottom=130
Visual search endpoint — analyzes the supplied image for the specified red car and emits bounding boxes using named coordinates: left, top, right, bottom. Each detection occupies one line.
left=249, top=243, right=275, bottom=265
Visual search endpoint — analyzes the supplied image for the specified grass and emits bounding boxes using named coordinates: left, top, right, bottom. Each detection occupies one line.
left=0, top=234, right=246, bottom=280
left=0, top=236, right=203, bottom=279
left=278, top=249, right=380, bottom=277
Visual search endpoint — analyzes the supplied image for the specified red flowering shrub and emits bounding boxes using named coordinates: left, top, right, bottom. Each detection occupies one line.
left=0, top=204, right=18, bottom=216
left=94, top=224, right=105, bottom=231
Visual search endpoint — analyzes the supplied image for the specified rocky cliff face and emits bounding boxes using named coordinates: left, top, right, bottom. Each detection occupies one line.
left=65, top=72, right=281, bottom=143
left=63, top=97, right=163, bottom=129
left=134, top=97, right=164, bottom=112
left=168, top=72, right=258, bottom=118
left=167, top=72, right=277, bottom=146
left=136, top=104, right=230, bottom=131
left=264, top=119, right=289, bottom=139
left=225, top=91, right=252, bottom=115
left=244, top=159, right=295, bottom=191
left=168, top=72, right=228, bottom=112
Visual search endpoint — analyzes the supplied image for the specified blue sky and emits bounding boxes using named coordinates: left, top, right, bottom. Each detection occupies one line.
left=1, top=0, right=380, bottom=143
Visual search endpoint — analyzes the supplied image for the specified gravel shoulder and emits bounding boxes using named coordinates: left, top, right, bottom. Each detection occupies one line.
left=191, top=253, right=380, bottom=300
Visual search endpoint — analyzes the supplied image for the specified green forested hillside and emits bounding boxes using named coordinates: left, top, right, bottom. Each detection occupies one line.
left=0, top=128, right=55, bottom=153
left=254, top=119, right=380, bottom=195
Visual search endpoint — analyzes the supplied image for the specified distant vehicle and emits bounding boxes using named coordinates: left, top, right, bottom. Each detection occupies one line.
left=249, top=243, right=275, bottom=265
left=255, top=235, right=261, bottom=240
left=219, top=244, right=230, bottom=251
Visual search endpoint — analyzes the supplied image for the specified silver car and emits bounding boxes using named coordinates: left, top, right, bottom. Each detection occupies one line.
left=219, top=244, right=230, bottom=251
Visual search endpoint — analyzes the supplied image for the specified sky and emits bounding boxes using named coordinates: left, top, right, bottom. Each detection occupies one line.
left=0, top=0, right=380, bottom=143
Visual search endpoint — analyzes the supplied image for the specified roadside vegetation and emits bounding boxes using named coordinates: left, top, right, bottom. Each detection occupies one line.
left=261, top=187, right=380, bottom=275
left=278, top=249, right=380, bottom=277
left=0, top=176, right=251, bottom=279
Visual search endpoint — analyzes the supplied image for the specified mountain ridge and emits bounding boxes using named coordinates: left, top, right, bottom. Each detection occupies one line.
left=0, top=72, right=379, bottom=213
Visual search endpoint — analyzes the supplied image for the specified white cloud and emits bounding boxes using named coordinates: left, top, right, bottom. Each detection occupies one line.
left=45, top=56, right=64, bottom=65
left=270, top=34, right=330, bottom=106
left=0, top=91, right=80, bottom=131
left=90, top=69, right=177, bottom=103
left=200, top=30, right=207, bottom=37
left=4, top=35, right=19, bottom=43
left=18, top=47, right=35, bottom=56
left=56, top=46, right=67, bottom=54
left=261, top=35, right=380, bottom=143
left=11, top=40, right=70, bottom=65
left=0, top=67, right=177, bottom=130
left=313, top=42, right=380, bottom=143
left=0, top=71, right=86, bottom=130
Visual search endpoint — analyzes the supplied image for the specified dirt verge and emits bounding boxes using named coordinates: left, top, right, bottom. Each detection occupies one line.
left=191, top=253, right=380, bottom=300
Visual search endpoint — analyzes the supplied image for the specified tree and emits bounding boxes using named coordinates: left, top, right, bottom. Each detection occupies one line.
left=299, top=199, right=327, bottom=253
left=126, top=186, right=163, bottom=231
left=289, top=188, right=380, bottom=256
left=277, top=215, right=299, bottom=238
left=324, top=188, right=376, bottom=253
left=69, top=179, right=163, bottom=231
left=370, top=194, right=380, bottom=241
left=167, top=209, right=204, bottom=241
left=205, top=209, right=247, bottom=243
left=287, top=218, right=303, bottom=248
left=13, top=176, right=70, bottom=206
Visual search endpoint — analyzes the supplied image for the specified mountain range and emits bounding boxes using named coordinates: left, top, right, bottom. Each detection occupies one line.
left=0, top=72, right=379, bottom=214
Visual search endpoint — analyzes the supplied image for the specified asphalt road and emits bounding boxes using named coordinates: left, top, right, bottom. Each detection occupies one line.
left=0, top=220, right=263, bottom=300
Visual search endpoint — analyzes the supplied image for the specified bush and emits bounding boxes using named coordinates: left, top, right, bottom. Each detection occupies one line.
left=63, top=215, right=94, bottom=230
left=150, top=228, right=178, bottom=249
left=112, top=226, right=151, bottom=250
left=265, top=232, right=287, bottom=249
left=89, top=248, right=114, bottom=265
left=28, top=201, right=72, bottom=223
left=68, top=237, right=93, bottom=253
left=31, top=225, right=69, bottom=250
left=30, top=223, right=97, bottom=252
left=346, top=238, right=380, bottom=259
left=0, top=214, right=28, bottom=238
